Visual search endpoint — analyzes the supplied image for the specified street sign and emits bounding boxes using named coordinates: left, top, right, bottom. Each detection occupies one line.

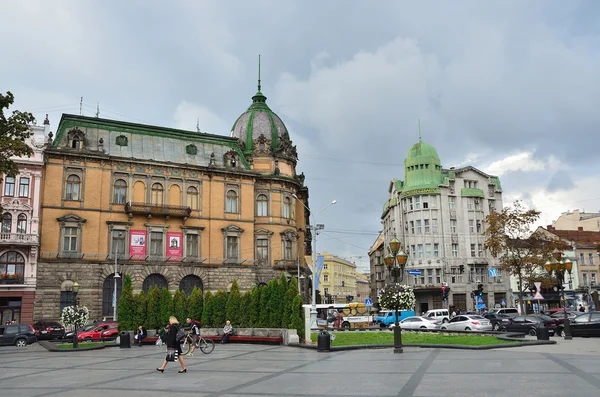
left=501, top=298, right=507, bottom=306
left=407, top=269, right=422, bottom=276
left=533, top=281, right=544, bottom=300
left=365, top=298, right=373, bottom=307
left=488, top=268, right=498, bottom=277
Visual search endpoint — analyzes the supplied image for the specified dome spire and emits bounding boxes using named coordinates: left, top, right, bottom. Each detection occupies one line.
left=258, top=54, right=262, bottom=92
left=252, top=54, right=267, bottom=104
left=418, top=119, right=422, bottom=142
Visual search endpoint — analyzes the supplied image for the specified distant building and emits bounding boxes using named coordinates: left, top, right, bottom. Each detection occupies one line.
left=368, top=232, right=385, bottom=307
left=552, top=210, right=600, bottom=232
left=355, top=272, right=370, bottom=303
left=381, top=139, right=509, bottom=312
left=316, top=251, right=357, bottom=303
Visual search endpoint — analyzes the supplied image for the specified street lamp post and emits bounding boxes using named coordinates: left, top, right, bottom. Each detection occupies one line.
left=383, top=237, right=409, bottom=354
left=292, top=194, right=336, bottom=338
left=545, top=249, right=573, bottom=340
left=113, top=232, right=123, bottom=321
left=72, top=281, right=80, bottom=348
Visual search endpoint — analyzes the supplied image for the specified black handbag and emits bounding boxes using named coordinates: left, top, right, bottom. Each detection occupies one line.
left=165, top=348, right=177, bottom=362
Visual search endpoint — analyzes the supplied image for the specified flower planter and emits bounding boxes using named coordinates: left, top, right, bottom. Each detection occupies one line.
left=0, top=278, right=23, bottom=285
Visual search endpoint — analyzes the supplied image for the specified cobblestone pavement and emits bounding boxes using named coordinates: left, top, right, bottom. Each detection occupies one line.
left=1, top=338, right=599, bottom=397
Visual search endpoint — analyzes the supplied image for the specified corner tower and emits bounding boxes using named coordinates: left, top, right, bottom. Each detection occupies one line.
left=402, top=139, right=444, bottom=195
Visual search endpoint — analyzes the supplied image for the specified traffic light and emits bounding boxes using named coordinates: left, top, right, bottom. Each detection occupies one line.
left=530, top=284, right=537, bottom=294
left=441, top=286, right=450, bottom=301
left=477, top=283, right=484, bottom=296
left=459, top=265, right=465, bottom=274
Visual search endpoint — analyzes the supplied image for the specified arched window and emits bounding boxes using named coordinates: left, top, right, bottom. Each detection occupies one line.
left=113, top=179, right=127, bottom=204
left=71, top=136, right=81, bottom=149
left=0, top=251, right=25, bottom=277
left=283, top=196, right=291, bottom=219
left=179, top=275, right=203, bottom=296
left=66, top=175, right=81, bottom=200
left=102, top=274, right=123, bottom=317
left=256, top=194, right=268, bottom=217
left=142, top=273, right=168, bottom=292
left=16, top=214, right=26, bottom=234
left=151, top=183, right=164, bottom=205
left=186, top=186, right=199, bottom=210
left=225, top=190, right=238, bottom=213
left=1, top=213, right=11, bottom=233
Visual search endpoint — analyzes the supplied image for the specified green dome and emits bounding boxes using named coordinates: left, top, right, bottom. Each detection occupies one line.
left=405, top=141, right=440, bottom=161
left=402, top=139, right=443, bottom=194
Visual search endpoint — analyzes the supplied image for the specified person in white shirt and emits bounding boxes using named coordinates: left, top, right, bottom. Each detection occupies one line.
left=222, top=320, right=233, bottom=344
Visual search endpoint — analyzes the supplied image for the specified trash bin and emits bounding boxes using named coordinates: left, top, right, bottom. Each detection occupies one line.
left=120, top=331, right=131, bottom=348
left=317, top=330, right=331, bottom=352
left=537, top=324, right=549, bottom=340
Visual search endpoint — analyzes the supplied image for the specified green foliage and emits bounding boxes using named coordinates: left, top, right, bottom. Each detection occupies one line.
left=212, top=290, right=228, bottom=327
left=249, top=287, right=261, bottom=327
left=239, top=291, right=251, bottom=327
left=158, top=288, right=173, bottom=327
left=117, top=275, right=135, bottom=331
left=259, top=282, right=272, bottom=326
left=201, top=291, right=214, bottom=327
left=172, top=289, right=188, bottom=324
left=289, top=295, right=304, bottom=340
left=145, top=286, right=161, bottom=330
left=268, top=278, right=283, bottom=327
left=0, top=92, right=35, bottom=188
left=225, top=280, right=242, bottom=326
left=133, top=292, right=147, bottom=328
left=282, top=277, right=299, bottom=329
left=187, top=287, right=204, bottom=322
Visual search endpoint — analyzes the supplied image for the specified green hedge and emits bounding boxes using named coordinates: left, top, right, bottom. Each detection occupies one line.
left=117, top=276, right=304, bottom=338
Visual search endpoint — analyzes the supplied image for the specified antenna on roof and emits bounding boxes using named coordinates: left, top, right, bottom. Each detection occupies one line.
left=80, top=97, right=83, bottom=116
left=196, top=117, right=200, bottom=133
left=258, top=54, right=261, bottom=92
left=95, top=102, right=100, bottom=118
left=418, top=119, right=422, bottom=142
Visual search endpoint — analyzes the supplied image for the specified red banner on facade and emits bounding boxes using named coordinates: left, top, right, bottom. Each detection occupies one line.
left=130, top=230, right=147, bottom=259
left=167, top=231, right=183, bottom=260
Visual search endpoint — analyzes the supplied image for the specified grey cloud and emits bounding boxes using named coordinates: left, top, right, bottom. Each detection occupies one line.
left=546, top=170, right=576, bottom=193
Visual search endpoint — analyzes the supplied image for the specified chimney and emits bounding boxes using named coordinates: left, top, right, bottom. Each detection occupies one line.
left=578, top=227, right=583, bottom=232
left=43, top=114, right=50, bottom=125
left=547, top=225, right=554, bottom=231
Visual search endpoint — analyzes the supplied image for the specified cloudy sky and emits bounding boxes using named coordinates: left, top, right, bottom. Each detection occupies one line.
left=4, top=0, right=600, bottom=273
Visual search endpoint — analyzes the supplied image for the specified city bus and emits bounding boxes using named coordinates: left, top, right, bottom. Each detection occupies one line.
left=303, top=302, right=374, bottom=330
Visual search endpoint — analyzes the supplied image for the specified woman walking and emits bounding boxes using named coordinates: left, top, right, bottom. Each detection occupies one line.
left=157, top=316, right=187, bottom=373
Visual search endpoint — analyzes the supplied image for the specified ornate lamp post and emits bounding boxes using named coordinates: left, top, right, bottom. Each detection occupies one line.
left=544, top=249, right=573, bottom=340
left=71, top=281, right=80, bottom=348
left=383, top=237, right=409, bottom=354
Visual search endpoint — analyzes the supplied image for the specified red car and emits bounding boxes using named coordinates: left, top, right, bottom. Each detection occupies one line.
left=77, top=322, right=118, bottom=341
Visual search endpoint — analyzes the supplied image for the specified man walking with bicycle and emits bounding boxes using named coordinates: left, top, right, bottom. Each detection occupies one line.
left=185, top=317, right=201, bottom=356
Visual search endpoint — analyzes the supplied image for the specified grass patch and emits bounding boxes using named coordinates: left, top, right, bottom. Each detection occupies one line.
left=310, top=331, right=516, bottom=347
left=55, top=342, right=113, bottom=349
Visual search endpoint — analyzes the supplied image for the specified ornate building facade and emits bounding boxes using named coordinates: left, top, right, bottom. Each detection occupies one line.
left=380, top=139, right=509, bottom=313
left=34, top=84, right=311, bottom=322
left=1, top=120, right=48, bottom=324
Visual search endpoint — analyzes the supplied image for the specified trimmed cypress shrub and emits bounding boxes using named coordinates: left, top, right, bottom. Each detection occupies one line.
left=225, top=280, right=242, bottom=326
left=117, top=275, right=135, bottom=331
left=249, top=286, right=261, bottom=327
left=187, top=287, right=204, bottom=323
left=289, top=295, right=304, bottom=340
left=145, top=286, right=161, bottom=330
left=172, top=289, right=188, bottom=324
left=158, top=288, right=173, bottom=327
left=201, top=291, right=214, bottom=327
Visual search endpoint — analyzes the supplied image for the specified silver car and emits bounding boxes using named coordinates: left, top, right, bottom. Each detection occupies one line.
left=440, top=315, right=492, bottom=332
left=393, top=316, right=439, bottom=330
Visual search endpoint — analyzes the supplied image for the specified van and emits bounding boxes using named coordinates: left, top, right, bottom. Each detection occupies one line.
left=488, top=308, right=519, bottom=317
left=424, top=309, right=450, bottom=323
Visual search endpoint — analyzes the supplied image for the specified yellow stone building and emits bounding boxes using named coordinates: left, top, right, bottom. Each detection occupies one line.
left=35, top=83, right=311, bottom=321
left=319, top=251, right=357, bottom=303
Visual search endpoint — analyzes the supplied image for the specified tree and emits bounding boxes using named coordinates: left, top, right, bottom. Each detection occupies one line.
left=259, top=282, right=272, bottom=327
left=249, top=286, right=261, bottom=327
left=201, top=291, right=214, bottom=327
left=172, top=289, right=188, bottom=324
left=484, top=200, right=568, bottom=314
left=158, top=288, right=173, bottom=327
left=239, top=291, right=252, bottom=327
left=0, top=92, right=35, bottom=190
left=282, top=277, right=299, bottom=329
left=187, top=287, right=204, bottom=323
left=133, top=292, right=148, bottom=328
left=212, top=290, right=227, bottom=327
left=145, top=286, right=161, bottom=330
left=117, top=275, right=136, bottom=331
left=289, top=295, right=304, bottom=340
left=225, top=280, right=242, bottom=326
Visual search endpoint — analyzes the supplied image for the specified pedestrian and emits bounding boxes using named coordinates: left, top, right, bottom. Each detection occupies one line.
left=579, top=304, right=585, bottom=313
left=156, top=316, right=187, bottom=373
left=222, top=320, right=233, bottom=344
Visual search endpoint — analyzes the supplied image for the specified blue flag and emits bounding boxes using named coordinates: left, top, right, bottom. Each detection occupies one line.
left=314, top=255, right=325, bottom=290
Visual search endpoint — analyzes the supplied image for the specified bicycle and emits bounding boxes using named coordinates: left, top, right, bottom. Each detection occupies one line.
left=180, top=331, right=215, bottom=355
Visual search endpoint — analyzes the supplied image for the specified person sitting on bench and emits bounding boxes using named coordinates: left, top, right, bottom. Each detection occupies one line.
left=222, top=320, right=233, bottom=344
left=134, top=325, right=147, bottom=346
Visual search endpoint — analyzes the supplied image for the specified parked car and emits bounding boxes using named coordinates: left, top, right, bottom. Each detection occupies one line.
left=423, top=309, right=450, bottom=323
left=484, top=313, right=512, bottom=331
left=568, top=311, right=600, bottom=337
left=0, top=324, right=37, bottom=347
left=440, top=315, right=492, bottom=332
left=77, top=322, right=118, bottom=341
left=487, top=308, right=519, bottom=317
left=499, top=315, right=556, bottom=336
left=65, top=321, right=109, bottom=340
left=32, top=321, right=65, bottom=340
left=376, top=310, right=416, bottom=327
left=392, top=316, right=439, bottom=330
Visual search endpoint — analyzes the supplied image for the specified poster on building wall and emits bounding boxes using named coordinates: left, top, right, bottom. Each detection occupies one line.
left=130, top=230, right=146, bottom=259
left=167, top=231, right=183, bottom=260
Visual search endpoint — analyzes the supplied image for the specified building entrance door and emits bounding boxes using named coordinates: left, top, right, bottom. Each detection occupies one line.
left=419, top=302, right=428, bottom=314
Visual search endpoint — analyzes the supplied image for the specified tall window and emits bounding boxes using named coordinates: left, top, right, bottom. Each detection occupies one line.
left=424, top=219, right=430, bottom=233
left=186, top=186, right=199, bottom=210
left=113, top=179, right=127, bottom=204
left=448, top=196, right=455, bottom=209
left=450, top=219, right=457, bottom=233
left=470, top=244, right=476, bottom=257
left=415, top=196, right=421, bottom=209
left=425, top=243, right=432, bottom=257
left=150, top=231, right=163, bottom=255
left=432, top=219, right=438, bottom=233
left=63, top=227, right=78, bottom=252
left=18, top=178, right=30, bottom=198
left=226, top=190, right=238, bottom=213
left=283, top=240, right=293, bottom=260
left=469, top=220, right=474, bottom=233
left=111, top=230, right=126, bottom=255
left=256, top=239, right=268, bottom=261
left=417, top=244, right=423, bottom=258
left=256, top=194, right=268, bottom=216
left=0, top=251, right=25, bottom=277
left=416, top=220, right=422, bottom=234
left=3, top=177, right=15, bottom=196
left=1, top=213, right=11, bottom=233
left=283, top=197, right=291, bottom=219
left=589, top=253, right=594, bottom=265
left=151, top=183, right=164, bottom=205
left=226, top=236, right=239, bottom=259
left=433, top=243, right=439, bottom=257
left=65, top=175, right=80, bottom=200
left=452, top=243, right=458, bottom=257
left=186, top=234, right=199, bottom=257
left=16, top=214, right=26, bottom=234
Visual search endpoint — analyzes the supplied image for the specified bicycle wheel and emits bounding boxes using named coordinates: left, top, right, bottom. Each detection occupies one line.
left=180, top=336, right=191, bottom=355
left=198, top=338, right=215, bottom=354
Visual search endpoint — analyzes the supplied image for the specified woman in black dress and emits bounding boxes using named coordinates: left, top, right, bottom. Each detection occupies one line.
left=157, top=316, right=187, bottom=373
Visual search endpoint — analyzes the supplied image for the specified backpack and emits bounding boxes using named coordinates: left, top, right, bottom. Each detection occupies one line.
left=175, top=326, right=186, bottom=341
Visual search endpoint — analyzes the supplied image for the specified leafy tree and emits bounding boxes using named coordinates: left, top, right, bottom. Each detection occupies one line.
left=158, top=288, right=173, bottom=327
left=133, top=291, right=148, bottom=328
left=225, top=280, right=242, bottom=326
left=239, top=291, right=251, bottom=327
left=187, top=287, right=204, bottom=323
left=259, top=281, right=272, bottom=327
left=289, top=295, right=304, bottom=340
left=484, top=200, right=568, bottom=313
left=117, top=275, right=135, bottom=331
left=201, top=291, right=214, bottom=327
left=145, top=286, right=161, bottom=330
left=212, top=290, right=228, bottom=327
left=248, top=287, right=261, bottom=327
left=282, top=277, right=299, bottom=329
left=172, top=289, right=188, bottom=324
left=0, top=92, right=35, bottom=195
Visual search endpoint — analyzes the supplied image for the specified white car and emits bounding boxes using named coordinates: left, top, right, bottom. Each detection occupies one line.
left=391, top=316, right=439, bottom=330
left=440, top=315, right=492, bottom=332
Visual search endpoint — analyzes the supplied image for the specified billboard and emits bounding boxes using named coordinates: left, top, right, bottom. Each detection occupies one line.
left=167, top=231, right=183, bottom=260
left=130, top=230, right=146, bottom=259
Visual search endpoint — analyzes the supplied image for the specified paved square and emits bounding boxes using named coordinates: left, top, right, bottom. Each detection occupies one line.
left=1, top=340, right=599, bottom=397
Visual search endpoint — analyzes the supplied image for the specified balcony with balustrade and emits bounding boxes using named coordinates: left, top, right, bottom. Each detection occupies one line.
left=0, top=233, right=39, bottom=246
left=124, top=202, right=192, bottom=218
